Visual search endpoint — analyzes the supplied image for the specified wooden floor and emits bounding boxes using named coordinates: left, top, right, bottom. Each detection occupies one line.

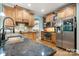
left=36, top=40, right=79, bottom=56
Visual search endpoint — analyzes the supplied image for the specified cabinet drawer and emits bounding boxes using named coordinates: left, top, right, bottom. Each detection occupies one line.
left=21, top=33, right=36, bottom=40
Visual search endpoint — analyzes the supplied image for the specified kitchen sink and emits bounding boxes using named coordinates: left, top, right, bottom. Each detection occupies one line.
left=0, top=34, right=24, bottom=56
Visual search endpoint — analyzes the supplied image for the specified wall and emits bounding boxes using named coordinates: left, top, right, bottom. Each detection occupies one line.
left=15, top=24, right=28, bottom=32
left=77, top=3, right=79, bottom=53
left=0, top=4, right=3, bottom=29
left=0, top=4, right=2, bottom=29
left=34, top=15, right=43, bottom=31
left=34, top=15, right=43, bottom=41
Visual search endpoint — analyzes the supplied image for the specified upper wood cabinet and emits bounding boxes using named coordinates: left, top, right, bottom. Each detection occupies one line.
left=14, top=6, right=23, bottom=22
left=4, top=5, right=35, bottom=26
left=57, top=8, right=66, bottom=19
left=65, top=4, right=76, bottom=17
left=22, top=9, right=29, bottom=22
left=4, top=6, right=14, bottom=19
left=4, top=6, right=15, bottom=26
left=57, top=4, right=76, bottom=19
left=14, top=6, right=35, bottom=26
left=28, top=15, right=35, bottom=26
left=22, top=10, right=35, bottom=26
left=46, top=14, right=55, bottom=23
left=46, top=15, right=51, bottom=22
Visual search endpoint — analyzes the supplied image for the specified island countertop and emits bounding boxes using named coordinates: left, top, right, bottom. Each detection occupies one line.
left=4, top=37, right=56, bottom=56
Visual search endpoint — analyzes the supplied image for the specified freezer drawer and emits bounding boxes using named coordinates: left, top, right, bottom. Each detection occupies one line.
left=56, top=32, right=63, bottom=47
left=56, top=40, right=62, bottom=47
left=62, top=32, right=75, bottom=49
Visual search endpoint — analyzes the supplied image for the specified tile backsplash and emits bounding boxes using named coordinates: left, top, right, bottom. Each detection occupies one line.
left=15, top=24, right=28, bottom=32
left=15, top=20, right=40, bottom=32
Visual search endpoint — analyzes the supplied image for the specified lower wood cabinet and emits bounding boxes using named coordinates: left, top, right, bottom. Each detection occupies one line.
left=41, top=31, right=56, bottom=44
left=50, top=33, right=56, bottom=44
left=21, top=32, right=36, bottom=40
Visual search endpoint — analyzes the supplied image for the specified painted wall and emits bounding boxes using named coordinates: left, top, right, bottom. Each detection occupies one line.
left=34, top=16, right=43, bottom=31
left=0, top=4, right=5, bottom=30
left=0, top=4, right=3, bottom=29
left=77, top=4, right=79, bottom=53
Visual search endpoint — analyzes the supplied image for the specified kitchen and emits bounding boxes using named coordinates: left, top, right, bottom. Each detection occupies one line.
left=0, top=3, right=79, bottom=56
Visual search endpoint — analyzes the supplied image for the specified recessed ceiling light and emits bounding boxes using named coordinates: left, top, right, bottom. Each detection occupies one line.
left=41, top=9, right=45, bottom=12
left=27, top=3, right=31, bottom=7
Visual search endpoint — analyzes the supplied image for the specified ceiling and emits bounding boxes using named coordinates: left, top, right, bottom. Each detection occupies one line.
left=4, top=3, right=69, bottom=16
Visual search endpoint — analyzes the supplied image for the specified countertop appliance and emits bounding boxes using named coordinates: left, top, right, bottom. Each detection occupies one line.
left=56, top=16, right=77, bottom=52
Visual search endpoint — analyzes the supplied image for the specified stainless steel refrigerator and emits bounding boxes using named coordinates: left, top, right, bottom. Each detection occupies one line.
left=56, top=16, right=77, bottom=52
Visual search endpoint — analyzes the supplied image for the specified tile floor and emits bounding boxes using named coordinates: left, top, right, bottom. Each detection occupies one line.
left=0, top=39, right=79, bottom=56
left=37, top=40, right=79, bottom=56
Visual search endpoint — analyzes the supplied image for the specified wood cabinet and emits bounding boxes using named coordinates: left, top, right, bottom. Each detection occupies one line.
left=4, top=6, right=15, bottom=26
left=44, top=14, right=56, bottom=28
left=19, top=9, right=29, bottom=22
left=57, top=4, right=76, bottom=19
left=15, top=6, right=35, bottom=26
left=28, top=15, right=35, bottom=26
left=51, top=33, right=56, bottom=44
left=46, top=15, right=51, bottom=22
left=21, top=32, right=36, bottom=40
left=15, top=6, right=23, bottom=22
left=22, top=10, right=29, bottom=21
left=4, top=5, right=35, bottom=26
left=41, top=31, right=56, bottom=44
left=57, top=8, right=66, bottom=19
left=46, top=14, right=55, bottom=23
left=65, top=4, right=76, bottom=17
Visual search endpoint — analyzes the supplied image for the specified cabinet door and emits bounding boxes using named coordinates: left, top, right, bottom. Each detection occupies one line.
left=4, top=6, right=11, bottom=17
left=31, top=16, right=34, bottom=26
left=65, top=5, right=76, bottom=17
left=22, top=33, right=28, bottom=38
left=15, top=6, right=23, bottom=22
left=4, top=6, right=15, bottom=26
left=57, top=9, right=66, bottom=19
left=28, top=15, right=34, bottom=26
left=57, top=4, right=76, bottom=19
left=46, top=14, right=56, bottom=23
left=46, top=15, right=52, bottom=22
left=22, top=33, right=36, bottom=40
left=51, top=33, right=56, bottom=44
left=22, top=10, right=29, bottom=22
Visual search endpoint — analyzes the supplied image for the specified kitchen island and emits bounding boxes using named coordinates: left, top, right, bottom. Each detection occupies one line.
left=1, top=36, right=56, bottom=56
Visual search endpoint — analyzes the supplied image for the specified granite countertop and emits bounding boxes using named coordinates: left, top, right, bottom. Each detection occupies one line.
left=18, top=31, right=37, bottom=34
left=20, top=32, right=36, bottom=33
left=2, top=37, right=56, bottom=56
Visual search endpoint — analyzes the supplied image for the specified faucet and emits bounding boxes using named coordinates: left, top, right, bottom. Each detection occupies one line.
left=0, top=17, right=15, bottom=47
left=3, top=17, right=15, bottom=33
